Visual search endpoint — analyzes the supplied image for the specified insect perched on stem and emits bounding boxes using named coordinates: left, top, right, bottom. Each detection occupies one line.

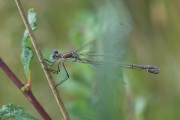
left=43, top=23, right=160, bottom=89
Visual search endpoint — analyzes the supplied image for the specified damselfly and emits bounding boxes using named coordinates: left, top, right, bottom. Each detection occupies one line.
left=44, top=23, right=160, bottom=89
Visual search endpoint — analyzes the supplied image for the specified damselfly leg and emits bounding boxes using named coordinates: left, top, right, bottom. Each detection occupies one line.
left=43, top=60, right=69, bottom=89
left=43, top=61, right=61, bottom=74
left=53, top=63, right=69, bottom=89
left=43, top=59, right=57, bottom=67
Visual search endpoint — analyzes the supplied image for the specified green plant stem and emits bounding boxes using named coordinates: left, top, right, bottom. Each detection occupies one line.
left=14, top=0, right=71, bottom=120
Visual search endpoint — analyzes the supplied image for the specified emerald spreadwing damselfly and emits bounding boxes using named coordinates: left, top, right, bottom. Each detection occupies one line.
left=44, top=23, right=160, bottom=89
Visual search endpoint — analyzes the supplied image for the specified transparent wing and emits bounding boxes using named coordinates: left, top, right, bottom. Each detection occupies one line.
left=89, top=64, right=126, bottom=84
left=76, top=23, right=132, bottom=58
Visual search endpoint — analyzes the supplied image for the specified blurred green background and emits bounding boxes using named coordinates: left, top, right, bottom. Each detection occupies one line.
left=0, top=0, right=180, bottom=120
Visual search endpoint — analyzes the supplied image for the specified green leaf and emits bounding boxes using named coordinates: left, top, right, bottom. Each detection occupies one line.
left=28, top=8, right=37, bottom=31
left=21, top=43, right=33, bottom=78
left=0, top=104, right=38, bottom=120
left=21, top=8, right=37, bottom=78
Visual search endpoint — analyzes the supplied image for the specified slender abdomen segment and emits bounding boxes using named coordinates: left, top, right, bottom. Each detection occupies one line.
left=130, top=64, right=160, bottom=74
left=111, top=63, right=160, bottom=74
left=79, top=60, right=160, bottom=74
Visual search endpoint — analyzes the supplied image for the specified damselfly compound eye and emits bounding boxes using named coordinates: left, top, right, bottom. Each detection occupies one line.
left=50, top=54, right=56, bottom=60
left=53, top=50, right=58, bottom=54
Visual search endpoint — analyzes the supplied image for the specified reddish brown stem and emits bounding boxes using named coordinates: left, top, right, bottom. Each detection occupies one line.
left=0, top=58, right=52, bottom=120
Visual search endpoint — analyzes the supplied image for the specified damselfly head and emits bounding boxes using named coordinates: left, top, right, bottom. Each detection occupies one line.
left=50, top=50, right=59, bottom=60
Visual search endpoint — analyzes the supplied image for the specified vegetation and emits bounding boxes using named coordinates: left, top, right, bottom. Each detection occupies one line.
left=0, top=0, right=179, bottom=120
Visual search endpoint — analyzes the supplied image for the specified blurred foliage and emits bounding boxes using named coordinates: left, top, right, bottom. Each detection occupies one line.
left=0, top=0, right=180, bottom=120
left=0, top=104, right=38, bottom=120
left=64, top=7, right=129, bottom=120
